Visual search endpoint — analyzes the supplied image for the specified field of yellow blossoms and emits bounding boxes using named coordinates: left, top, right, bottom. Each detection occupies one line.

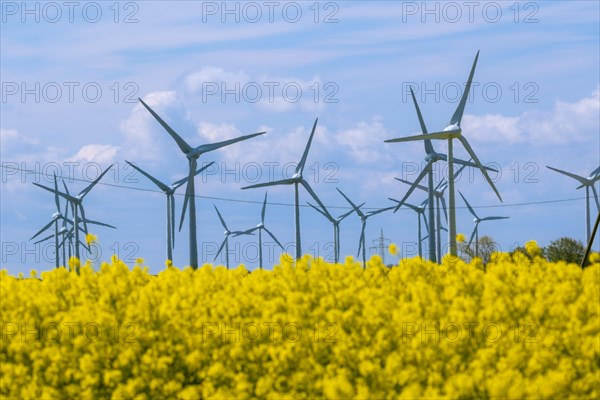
left=1, top=247, right=599, bottom=399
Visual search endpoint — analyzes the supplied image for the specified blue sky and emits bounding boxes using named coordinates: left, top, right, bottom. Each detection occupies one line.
left=1, top=1, right=599, bottom=274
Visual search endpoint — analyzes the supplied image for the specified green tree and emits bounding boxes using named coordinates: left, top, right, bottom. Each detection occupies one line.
left=458, top=235, right=500, bottom=265
left=543, top=237, right=585, bottom=264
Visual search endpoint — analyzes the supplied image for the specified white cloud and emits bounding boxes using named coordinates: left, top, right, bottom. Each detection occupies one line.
left=334, top=118, right=394, bottom=165
left=67, top=144, right=120, bottom=164
left=119, top=91, right=192, bottom=162
left=184, top=67, right=328, bottom=113
left=0, top=128, right=39, bottom=149
left=464, top=87, right=600, bottom=144
left=185, top=67, right=250, bottom=93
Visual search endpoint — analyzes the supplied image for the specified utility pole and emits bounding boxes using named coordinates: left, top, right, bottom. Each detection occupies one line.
left=369, top=229, right=391, bottom=265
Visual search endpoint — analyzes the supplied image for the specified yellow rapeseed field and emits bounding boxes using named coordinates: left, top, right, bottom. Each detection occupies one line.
left=1, top=249, right=599, bottom=399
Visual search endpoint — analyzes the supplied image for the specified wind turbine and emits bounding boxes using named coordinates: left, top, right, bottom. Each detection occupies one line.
left=546, top=165, right=600, bottom=242
left=396, top=163, right=469, bottom=261
left=242, top=119, right=329, bottom=260
left=32, top=165, right=115, bottom=263
left=458, top=190, right=509, bottom=258
left=387, top=87, right=495, bottom=262
left=390, top=198, right=430, bottom=258
left=125, top=160, right=215, bottom=262
left=235, top=193, right=284, bottom=269
left=138, top=98, right=265, bottom=269
left=213, top=205, right=254, bottom=269
left=337, top=188, right=395, bottom=267
left=307, top=200, right=364, bottom=263
left=30, top=174, right=69, bottom=268
left=385, top=51, right=502, bottom=257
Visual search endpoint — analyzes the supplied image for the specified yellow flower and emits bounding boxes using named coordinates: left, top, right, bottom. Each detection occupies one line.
left=388, top=243, right=398, bottom=256
left=68, top=256, right=80, bottom=271
left=135, top=257, right=144, bottom=264
left=85, top=233, right=97, bottom=245
left=524, top=240, right=541, bottom=256
left=165, top=259, right=173, bottom=268
left=589, top=252, right=600, bottom=264
left=456, top=233, right=466, bottom=243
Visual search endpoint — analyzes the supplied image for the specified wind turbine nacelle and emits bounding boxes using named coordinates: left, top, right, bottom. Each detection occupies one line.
left=256, top=223, right=264, bottom=228
left=291, top=172, right=301, bottom=180
left=52, top=212, right=61, bottom=218
left=443, top=124, right=461, bottom=134
left=187, top=149, right=201, bottom=159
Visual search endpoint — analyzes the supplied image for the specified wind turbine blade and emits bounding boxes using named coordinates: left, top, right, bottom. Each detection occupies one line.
left=396, top=177, right=428, bottom=193
left=197, top=132, right=266, bottom=154
left=79, top=205, right=89, bottom=234
left=367, top=206, right=395, bottom=217
left=79, top=164, right=114, bottom=199
left=172, top=161, right=215, bottom=190
left=214, top=238, right=227, bottom=261
left=34, top=233, right=55, bottom=245
left=450, top=50, right=479, bottom=126
left=264, top=227, right=284, bottom=250
left=422, top=213, right=429, bottom=233
left=33, top=183, right=77, bottom=203
left=468, top=226, right=477, bottom=247
left=589, top=166, right=600, bottom=179
left=179, top=158, right=197, bottom=232
left=53, top=174, right=60, bottom=211
left=409, top=87, right=434, bottom=155
left=138, top=98, right=192, bottom=154
left=453, top=162, right=469, bottom=179
left=392, top=161, right=432, bottom=211
left=242, top=178, right=296, bottom=190
left=233, top=227, right=258, bottom=237
left=301, top=180, right=331, bottom=220
left=458, top=136, right=502, bottom=202
left=63, top=196, right=70, bottom=222
left=307, top=201, right=331, bottom=221
left=546, top=166, right=589, bottom=186
left=385, top=131, right=455, bottom=143
left=590, top=184, right=600, bottom=212
left=214, top=205, right=228, bottom=231
left=441, top=197, right=448, bottom=222
left=393, top=200, right=420, bottom=214
left=481, top=216, right=509, bottom=221
left=261, top=192, right=268, bottom=223
left=357, top=224, right=366, bottom=257
left=449, top=156, right=498, bottom=172
left=339, top=203, right=364, bottom=221
left=336, top=188, right=364, bottom=218
left=458, top=190, right=478, bottom=219
left=125, top=161, right=170, bottom=192
left=31, top=219, right=56, bottom=240
left=297, top=118, right=318, bottom=174
left=84, top=219, right=117, bottom=229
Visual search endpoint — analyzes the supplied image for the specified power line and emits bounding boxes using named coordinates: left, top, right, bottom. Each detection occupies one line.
left=0, top=163, right=594, bottom=212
